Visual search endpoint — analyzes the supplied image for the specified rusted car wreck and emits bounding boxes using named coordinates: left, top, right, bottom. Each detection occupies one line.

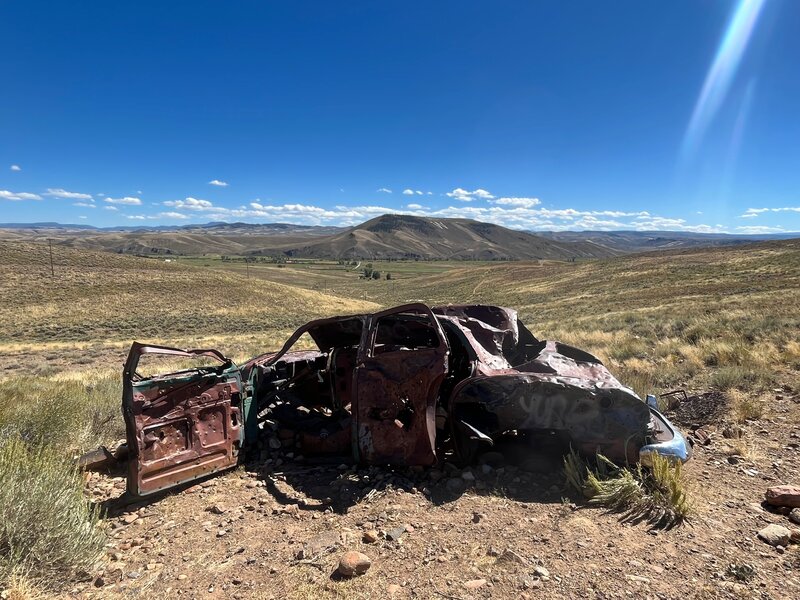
left=122, top=303, right=689, bottom=497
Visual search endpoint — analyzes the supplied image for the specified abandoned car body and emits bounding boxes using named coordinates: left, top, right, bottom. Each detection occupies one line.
left=122, top=303, right=690, bottom=497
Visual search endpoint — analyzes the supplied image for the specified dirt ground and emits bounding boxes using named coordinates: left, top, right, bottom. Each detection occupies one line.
left=71, top=389, right=800, bottom=600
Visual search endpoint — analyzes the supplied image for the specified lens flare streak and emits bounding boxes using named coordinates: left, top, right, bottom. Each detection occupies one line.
left=681, top=0, right=767, bottom=160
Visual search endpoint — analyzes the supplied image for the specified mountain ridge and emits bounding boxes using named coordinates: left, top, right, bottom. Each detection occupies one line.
left=1, top=215, right=797, bottom=259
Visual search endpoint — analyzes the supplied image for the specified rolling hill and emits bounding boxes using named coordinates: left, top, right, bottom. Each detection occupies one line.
left=535, top=229, right=799, bottom=253
left=0, top=222, right=343, bottom=256
left=3, top=216, right=797, bottom=260
left=253, top=214, right=622, bottom=260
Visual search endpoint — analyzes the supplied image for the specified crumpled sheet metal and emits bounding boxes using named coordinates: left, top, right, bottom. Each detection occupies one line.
left=354, top=345, right=446, bottom=466
left=448, top=340, right=650, bottom=463
left=432, top=305, right=521, bottom=370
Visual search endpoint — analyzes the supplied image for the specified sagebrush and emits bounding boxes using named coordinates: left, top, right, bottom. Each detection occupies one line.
left=0, top=436, right=106, bottom=587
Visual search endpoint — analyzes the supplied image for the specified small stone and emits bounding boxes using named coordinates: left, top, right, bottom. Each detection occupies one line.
left=127, top=571, right=141, bottom=579
left=362, top=529, right=379, bottom=543
left=497, top=550, right=527, bottom=565
left=337, top=551, right=371, bottom=577
left=177, top=574, right=188, bottom=581
left=757, top=524, right=791, bottom=547
left=533, top=566, right=550, bottom=578
left=216, top=529, right=228, bottom=538
left=722, top=426, right=743, bottom=439
left=461, top=470, right=475, bottom=482
left=387, top=527, right=406, bottom=541
left=790, top=508, right=800, bottom=525
left=791, top=529, right=800, bottom=543
left=387, top=583, right=401, bottom=596
left=207, top=504, right=226, bottom=515
left=472, top=512, right=485, bottom=524
left=464, top=579, right=487, bottom=590
left=122, top=514, right=138, bottom=525
left=268, top=437, right=282, bottom=449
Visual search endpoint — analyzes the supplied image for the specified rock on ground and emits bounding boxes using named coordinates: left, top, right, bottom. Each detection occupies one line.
left=764, top=485, right=800, bottom=508
left=338, top=551, right=371, bottom=577
left=757, top=524, right=791, bottom=547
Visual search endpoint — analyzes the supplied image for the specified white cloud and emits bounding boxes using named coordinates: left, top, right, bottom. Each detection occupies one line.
left=0, top=189, right=42, bottom=201
left=126, top=215, right=146, bottom=220
left=492, top=197, right=541, bottom=208
left=158, top=211, right=189, bottom=219
left=10, top=164, right=21, bottom=172
left=407, top=203, right=424, bottom=210
left=104, top=196, right=142, bottom=205
left=163, top=197, right=214, bottom=211
left=208, top=179, right=228, bottom=187
left=403, top=188, right=430, bottom=196
left=104, top=206, right=118, bottom=211
left=377, top=188, right=392, bottom=193
left=402, top=189, right=415, bottom=195
left=44, top=188, right=93, bottom=200
left=78, top=215, right=87, bottom=219
left=73, top=201, right=95, bottom=208
left=740, top=206, right=800, bottom=217
left=446, top=188, right=495, bottom=202
left=734, top=225, right=787, bottom=234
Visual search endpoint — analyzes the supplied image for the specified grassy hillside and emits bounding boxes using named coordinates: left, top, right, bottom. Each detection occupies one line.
left=257, top=214, right=620, bottom=260
left=0, top=241, right=378, bottom=378
left=0, top=223, right=342, bottom=256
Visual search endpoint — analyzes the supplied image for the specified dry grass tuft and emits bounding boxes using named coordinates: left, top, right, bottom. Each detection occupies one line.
left=564, top=450, right=691, bottom=528
left=0, top=375, right=124, bottom=454
left=729, top=390, right=766, bottom=423
left=1, top=572, right=44, bottom=600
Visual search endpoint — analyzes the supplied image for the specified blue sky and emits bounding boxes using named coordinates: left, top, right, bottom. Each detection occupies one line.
left=1, top=0, right=798, bottom=233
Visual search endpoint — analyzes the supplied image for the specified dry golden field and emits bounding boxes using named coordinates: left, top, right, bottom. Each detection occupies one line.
left=1, top=239, right=799, bottom=598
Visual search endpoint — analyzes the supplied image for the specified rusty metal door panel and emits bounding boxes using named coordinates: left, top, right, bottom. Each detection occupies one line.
left=353, top=304, right=448, bottom=466
left=123, top=343, right=243, bottom=496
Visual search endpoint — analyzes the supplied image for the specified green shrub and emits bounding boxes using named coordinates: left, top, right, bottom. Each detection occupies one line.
left=710, top=365, right=772, bottom=392
left=0, top=436, right=106, bottom=587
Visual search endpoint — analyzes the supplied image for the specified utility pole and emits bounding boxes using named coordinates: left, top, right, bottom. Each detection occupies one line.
left=48, top=239, right=54, bottom=277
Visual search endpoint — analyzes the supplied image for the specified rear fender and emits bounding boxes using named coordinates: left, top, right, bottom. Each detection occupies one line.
left=449, top=374, right=650, bottom=464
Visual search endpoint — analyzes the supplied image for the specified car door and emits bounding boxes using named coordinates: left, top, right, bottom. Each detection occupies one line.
left=122, top=342, right=245, bottom=496
left=353, top=304, right=448, bottom=466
